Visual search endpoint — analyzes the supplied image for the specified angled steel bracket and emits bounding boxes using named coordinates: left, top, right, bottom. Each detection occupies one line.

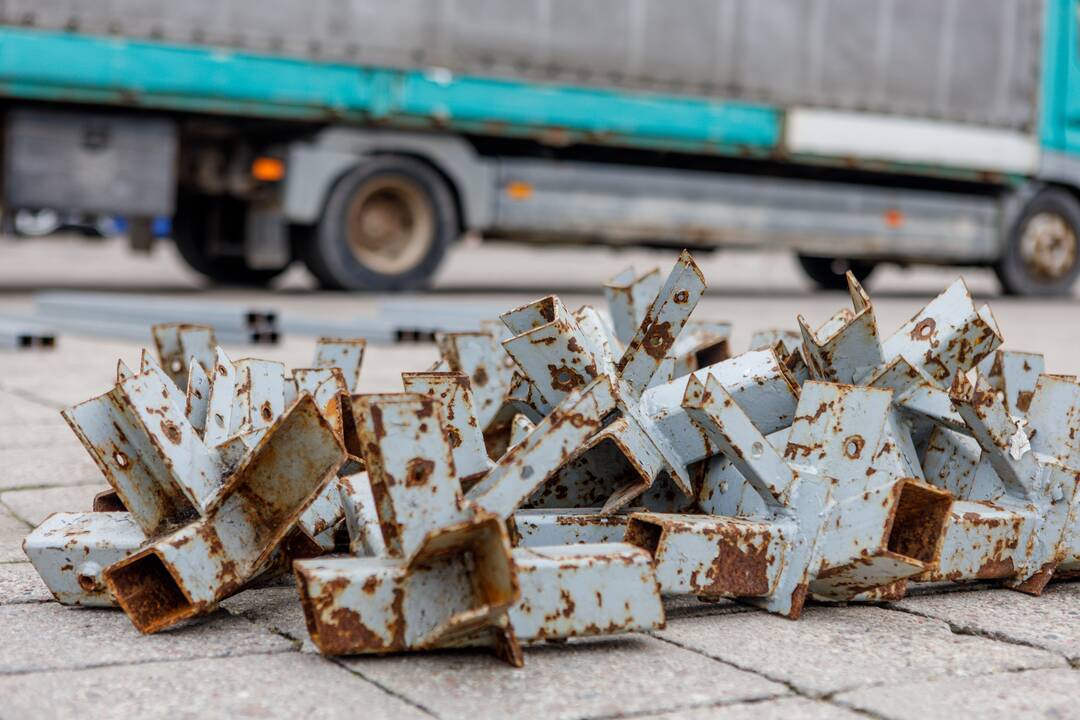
left=627, top=376, right=952, bottom=617
left=296, top=384, right=662, bottom=664
left=918, top=372, right=1080, bottom=594
left=104, top=393, right=345, bottom=632
left=152, top=322, right=216, bottom=388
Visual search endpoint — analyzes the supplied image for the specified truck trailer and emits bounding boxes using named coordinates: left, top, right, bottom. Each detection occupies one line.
left=0, top=0, right=1077, bottom=295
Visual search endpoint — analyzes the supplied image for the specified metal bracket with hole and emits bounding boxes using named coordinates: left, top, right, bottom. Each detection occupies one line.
left=296, top=385, right=663, bottom=665
left=103, top=393, right=345, bottom=633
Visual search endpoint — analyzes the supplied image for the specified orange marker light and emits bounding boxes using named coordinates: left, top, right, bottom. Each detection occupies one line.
left=251, top=157, right=285, bottom=182
left=506, top=181, right=534, bottom=200
left=884, top=209, right=904, bottom=228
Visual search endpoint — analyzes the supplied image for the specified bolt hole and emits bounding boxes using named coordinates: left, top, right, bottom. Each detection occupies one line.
left=113, top=451, right=129, bottom=468
left=912, top=318, right=936, bottom=341
left=843, top=435, right=865, bottom=459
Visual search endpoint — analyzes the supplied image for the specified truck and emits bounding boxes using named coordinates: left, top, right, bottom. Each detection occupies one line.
left=0, top=0, right=1077, bottom=295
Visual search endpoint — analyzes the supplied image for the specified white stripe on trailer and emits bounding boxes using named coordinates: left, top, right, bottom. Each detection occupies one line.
left=785, top=108, right=1039, bottom=175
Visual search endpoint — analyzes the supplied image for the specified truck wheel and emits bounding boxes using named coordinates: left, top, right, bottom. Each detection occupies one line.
left=797, top=255, right=876, bottom=290
left=173, top=192, right=287, bottom=286
left=995, top=188, right=1080, bottom=296
left=302, top=156, right=457, bottom=291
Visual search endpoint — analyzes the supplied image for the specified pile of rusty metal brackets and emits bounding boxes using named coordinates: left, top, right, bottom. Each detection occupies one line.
left=23, top=250, right=1080, bottom=668
left=431, top=251, right=1080, bottom=620
left=23, top=329, right=365, bottom=628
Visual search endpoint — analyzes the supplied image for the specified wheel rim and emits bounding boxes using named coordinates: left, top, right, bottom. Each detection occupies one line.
left=1019, top=212, right=1078, bottom=281
left=345, top=176, right=434, bottom=275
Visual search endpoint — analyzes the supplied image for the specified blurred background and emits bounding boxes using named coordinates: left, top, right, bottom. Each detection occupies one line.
left=0, top=0, right=1078, bottom=352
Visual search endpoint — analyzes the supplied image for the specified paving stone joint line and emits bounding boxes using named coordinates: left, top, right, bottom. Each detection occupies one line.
left=217, top=600, right=440, bottom=718
left=0, top=644, right=295, bottom=679
left=329, top=658, right=442, bottom=719
left=0, top=384, right=64, bottom=410
left=883, top=601, right=1075, bottom=664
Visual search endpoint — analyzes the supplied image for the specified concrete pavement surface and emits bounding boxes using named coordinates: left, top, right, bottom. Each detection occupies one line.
left=2, top=235, right=1080, bottom=719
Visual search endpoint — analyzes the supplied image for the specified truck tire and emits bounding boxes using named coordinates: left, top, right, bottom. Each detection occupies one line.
left=995, top=188, right=1080, bottom=296
left=173, top=192, right=287, bottom=286
left=301, top=156, right=457, bottom=291
left=797, top=255, right=876, bottom=291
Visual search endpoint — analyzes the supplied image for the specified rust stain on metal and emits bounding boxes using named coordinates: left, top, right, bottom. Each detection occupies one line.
left=1015, top=390, right=1033, bottom=412
left=159, top=420, right=182, bottom=445
left=640, top=320, right=675, bottom=360
left=975, top=556, right=1015, bottom=580
left=548, top=364, right=585, bottom=393
left=405, top=458, right=436, bottom=487
left=701, top=534, right=771, bottom=597
left=910, top=318, right=937, bottom=344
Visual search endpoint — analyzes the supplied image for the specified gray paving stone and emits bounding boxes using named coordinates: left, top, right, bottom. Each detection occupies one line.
left=342, top=634, right=786, bottom=720
left=892, top=582, right=1080, bottom=660
left=0, top=652, right=428, bottom=720
left=1, top=482, right=108, bottom=525
left=221, top=586, right=316, bottom=652
left=0, top=603, right=295, bottom=674
left=0, top=392, right=62, bottom=425
left=0, top=504, right=30, bottom=563
left=9, top=380, right=112, bottom=410
left=646, top=697, right=865, bottom=719
left=653, top=605, right=1065, bottom=697
left=0, top=358, right=116, bottom=399
left=0, top=422, right=83, bottom=450
left=0, top=446, right=102, bottom=490
left=0, top=562, right=51, bottom=604
left=835, top=667, right=1080, bottom=720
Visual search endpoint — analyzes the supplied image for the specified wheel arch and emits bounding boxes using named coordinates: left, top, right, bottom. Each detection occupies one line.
left=283, top=129, right=495, bottom=235
left=298, top=152, right=460, bottom=291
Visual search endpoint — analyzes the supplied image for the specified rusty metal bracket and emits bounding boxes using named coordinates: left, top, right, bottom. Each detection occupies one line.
left=527, top=347, right=799, bottom=514
left=295, top=390, right=521, bottom=661
left=604, top=265, right=662, bottom=346
left=29, top=341, right=355, bottom=609
left=917, top=372, right=1080, bottom=593
left=627, top=375, right=952, bottom=617
left=313, top=337, right=366, bottom=393
left=104, top=393, right=345, bottom=633
left=63, top=364, right=227, bottom=534
left=23, top=512, right=148, bottom=606
left=296, top=383, right=663, bottom=664
left=152, top=322, right=216, bottom=388
left=402, top=372, right=492, bottom=490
